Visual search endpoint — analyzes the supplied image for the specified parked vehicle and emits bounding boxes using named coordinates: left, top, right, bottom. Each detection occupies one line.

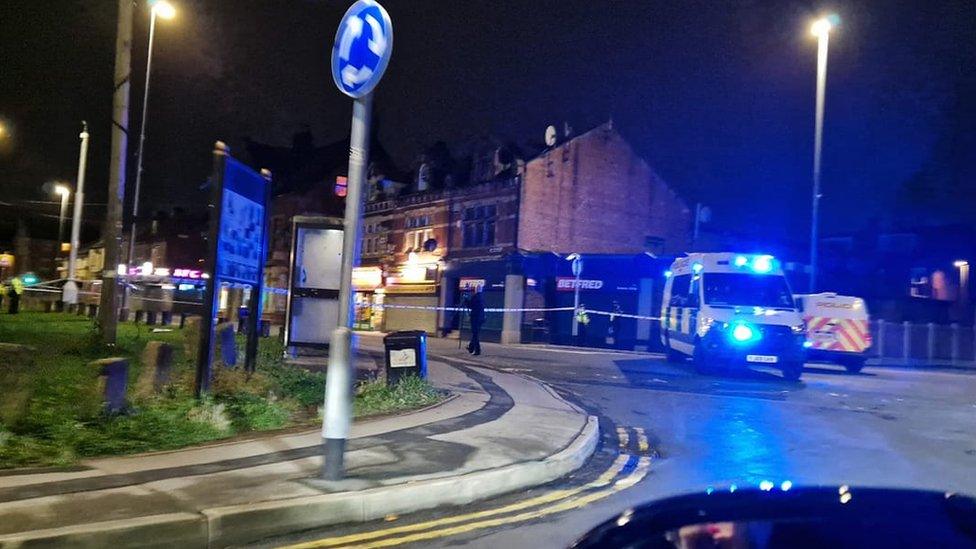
left=660, top=253, right=807, bottom=380
left=795, top=293, right=871, bottom=373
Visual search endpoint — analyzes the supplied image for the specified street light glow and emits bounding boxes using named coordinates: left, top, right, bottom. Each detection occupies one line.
left=811, top=17, right=833, bottom=37
left=954, top=260, right=969, bottom=268
left=151, top=0, right=176, bottom=20
left=54, top=184, right=70, bottom=197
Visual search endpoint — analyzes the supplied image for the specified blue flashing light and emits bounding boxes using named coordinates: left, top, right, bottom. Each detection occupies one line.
left=752, top=255, right=774, bottom=274
left=734, top=255, right=748, bottom=267
left=803, top=341, right=813, bottom=348
left=731, top=323, right=755, bottom=342
left=21, top=274, right=39, bottom=285
left=663, top=270, right=673, bottom=278
left=692, top=262, right=704, bottom=273
left=781, top=480, right=793, bottom=491
left=759, top=480, right=775, bottom=491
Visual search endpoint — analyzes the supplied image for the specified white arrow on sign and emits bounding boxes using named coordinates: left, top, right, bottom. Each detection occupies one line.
left=341, top=65, right=374, bottom=86
left=338, top=16, right=363, bottom=61
left=365, top=14, right=386, bottom=56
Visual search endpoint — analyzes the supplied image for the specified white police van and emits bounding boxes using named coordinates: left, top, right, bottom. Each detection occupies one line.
left=660, top=252, right=807, bottom=380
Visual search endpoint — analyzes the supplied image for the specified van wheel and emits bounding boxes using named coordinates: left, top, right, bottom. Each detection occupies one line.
left=693, top=342, right=713, bottom=375
left=665, top=347, right=684, bottom=363
left=844, top=357, right=865, bottom=374
left=781, top=361, right=804, bottom=381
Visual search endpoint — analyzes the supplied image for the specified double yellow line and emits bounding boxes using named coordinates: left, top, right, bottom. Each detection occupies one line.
left=282, top=428, right=652, bottom=549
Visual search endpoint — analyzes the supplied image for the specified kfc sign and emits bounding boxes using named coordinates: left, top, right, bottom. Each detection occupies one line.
left=556, top=277, right=604, bottom=291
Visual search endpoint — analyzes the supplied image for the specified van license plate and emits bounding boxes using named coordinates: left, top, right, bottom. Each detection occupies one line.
left=746, top=355, right=778, bottom=364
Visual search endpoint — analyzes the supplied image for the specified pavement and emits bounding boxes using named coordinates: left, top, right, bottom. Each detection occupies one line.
left=0, top=356, right=597, bottom=548
left=262, top=336, right=976, bottom=549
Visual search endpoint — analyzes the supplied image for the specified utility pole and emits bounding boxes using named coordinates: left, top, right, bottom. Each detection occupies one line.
left=98, top=0, right=133, bottom=344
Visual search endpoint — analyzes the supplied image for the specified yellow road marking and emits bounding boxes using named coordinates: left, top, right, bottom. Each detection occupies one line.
left=634, top=427, right=649, bottom=453
left=280, top=454, right=632, bottom=549
left=341, top=456, right=653, bottom=548
left=616, top=426, right=629, bottom=448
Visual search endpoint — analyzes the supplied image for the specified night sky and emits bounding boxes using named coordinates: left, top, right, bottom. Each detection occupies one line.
left=1, top=0, right=973, bottom=248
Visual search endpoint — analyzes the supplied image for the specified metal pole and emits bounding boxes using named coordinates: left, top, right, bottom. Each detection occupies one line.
left=572, top=272, right=580, bottom=337
left=123, top=7, right=158, bottom=312
left=693, top=202, right=701, bottom=246
left=63, top=123, right=89, bottom=304
left=809, top=30, right=829, bottom=293
left=322, top=93, right=372, bottom=480
left=97, top=0, right=132, bottom=343
left=55, top=190, right=69, bottom=274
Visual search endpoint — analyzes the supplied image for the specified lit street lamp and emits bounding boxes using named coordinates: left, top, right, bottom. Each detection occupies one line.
left=53, top=184, right=71, bottom=259
left=808, top=15, right=834, bottom=292
left=954, top=260, right=969, bottom=304
left=124, top=0, right=175, bottom=311
left=128, top=0, right=175, bottom=266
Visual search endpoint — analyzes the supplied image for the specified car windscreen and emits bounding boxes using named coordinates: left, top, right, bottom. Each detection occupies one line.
left=703, top=273, right=794, bottom=308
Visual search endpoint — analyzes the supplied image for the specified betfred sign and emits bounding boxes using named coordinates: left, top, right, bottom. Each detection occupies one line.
left=556, top=277, right=604, bottom=291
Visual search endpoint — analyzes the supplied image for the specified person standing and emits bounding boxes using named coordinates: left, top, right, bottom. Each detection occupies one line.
left=467, top=287, right=485, bottom=356
left=8, top=277, right=23, bottom=314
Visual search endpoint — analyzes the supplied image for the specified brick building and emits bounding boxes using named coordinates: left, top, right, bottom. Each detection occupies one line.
left=519, top=122, right=690, bottom=255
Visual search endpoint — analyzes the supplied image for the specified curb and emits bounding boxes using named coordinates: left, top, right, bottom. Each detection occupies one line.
left=205, top=414, right=598, bottom=547
left=0, top=377, right=598, bottom=548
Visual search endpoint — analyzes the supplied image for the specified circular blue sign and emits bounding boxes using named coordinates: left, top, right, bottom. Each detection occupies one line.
left=331, top=0, right=393, bottom=99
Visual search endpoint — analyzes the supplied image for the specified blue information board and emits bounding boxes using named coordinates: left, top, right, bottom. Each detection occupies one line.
left=217, top=158, right=269, bottom=285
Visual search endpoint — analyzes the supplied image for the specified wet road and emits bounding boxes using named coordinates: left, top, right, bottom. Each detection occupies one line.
left=265, top=338, right=976, bottom=548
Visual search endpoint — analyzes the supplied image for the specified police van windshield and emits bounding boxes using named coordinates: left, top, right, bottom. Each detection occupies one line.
left=703, top=273, right=794, bottom=308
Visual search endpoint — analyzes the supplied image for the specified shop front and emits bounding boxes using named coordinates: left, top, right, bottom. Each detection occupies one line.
left=382, top=253, right=442, bottom=334
left=352, top=266, right=384, bottom=331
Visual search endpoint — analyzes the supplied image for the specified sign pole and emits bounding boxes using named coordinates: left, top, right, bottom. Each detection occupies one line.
left=196, top=141, right=230, bottom=397
left=245, top=168, right=273, bottom=374
left=322, top=93, right=372, bottom=480
left=63, top=121, right=89, bottom=305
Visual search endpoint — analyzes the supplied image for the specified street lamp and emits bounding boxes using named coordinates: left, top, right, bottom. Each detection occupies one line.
left=954, top=260, right=969, bottom=303
left=124, top=0, right=175, bottom=310
left=53, top=184, right=71, bottom=258
left=566, top=253, right=582, bottom=337
left=808, top=15, right=834, bottom=293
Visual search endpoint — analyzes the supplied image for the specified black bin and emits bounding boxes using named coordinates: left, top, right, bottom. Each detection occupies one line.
left=383, top=330, right=428, bottom=384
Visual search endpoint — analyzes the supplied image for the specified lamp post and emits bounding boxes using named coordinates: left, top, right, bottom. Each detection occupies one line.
left=63, top=123, right=90, bottom=306
left=124, top=0, right=175, bottom=310
left=955, top=259, right=969, bottom=305
left=567, top=253, right=582, bottom=337
left=809, top=16, right=833, bottom=293
left=54, top=184, right=70, bottom=266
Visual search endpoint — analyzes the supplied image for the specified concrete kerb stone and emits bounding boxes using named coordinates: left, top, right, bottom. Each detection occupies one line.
left=203, top=415, right=599, bottom=547
left=0, top=512, right=207, bottom=549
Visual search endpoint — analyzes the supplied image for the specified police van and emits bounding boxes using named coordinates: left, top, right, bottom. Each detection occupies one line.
left=660, top=252, right=807, bottom=380
left=794, top=293, right=871, bottom=373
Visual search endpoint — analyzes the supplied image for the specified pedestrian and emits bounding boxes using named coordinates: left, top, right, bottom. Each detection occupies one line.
left=467, top=287, right=485, bottom=356
left=607, top=300, right=622, bottom=347
left=8, top=276, right=23, bottom=314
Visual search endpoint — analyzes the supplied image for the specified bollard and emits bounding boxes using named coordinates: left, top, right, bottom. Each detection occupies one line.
left=76, top=302, right=86, bottom=316
left=134, top=342, right=174, bottom=399
left=903, top=321, right=911, bottom=362
left=146, top=311, right=157, bottom=326
left=877, top=319, right=886, bottom=359
left=161, top=311, right=173, bottom=325
left=91, top=358, right=129, bottom=414
left=951, top=323, right=960, bottom=363
left=87, top=304, right=97, bottom=318
left=927, top=322, right=935, bottom=361
left=216, top=322, right=238, bottom=367
left=180, top=312, right=188, bottom=329
left=134, top=310, right=144, bottom=324
left=261, top=320, right=271, bottom=337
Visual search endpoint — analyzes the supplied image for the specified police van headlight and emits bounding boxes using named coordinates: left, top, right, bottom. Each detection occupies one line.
left=790, top=323, right=805, bottom=335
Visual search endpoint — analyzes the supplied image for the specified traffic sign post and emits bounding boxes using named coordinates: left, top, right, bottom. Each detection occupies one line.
left=322, top=0, right=393, bottom=481
left=569, top=254, right=583, bottom=337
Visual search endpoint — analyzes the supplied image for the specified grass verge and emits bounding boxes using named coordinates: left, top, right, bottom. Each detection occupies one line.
left=0, top=312, right=444, bottom=469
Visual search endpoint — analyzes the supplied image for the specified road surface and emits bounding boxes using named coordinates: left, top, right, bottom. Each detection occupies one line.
left=262, top=337, right=976, bottom=548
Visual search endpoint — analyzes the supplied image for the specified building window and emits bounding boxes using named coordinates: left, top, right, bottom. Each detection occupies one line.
left=462, top=204, right=497, bottom=248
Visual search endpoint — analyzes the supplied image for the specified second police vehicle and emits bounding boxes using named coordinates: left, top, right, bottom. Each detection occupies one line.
left=661, top=252, right=807, bottom=380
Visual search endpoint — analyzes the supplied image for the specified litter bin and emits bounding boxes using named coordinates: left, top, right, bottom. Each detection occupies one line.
left=383, top=330, right=428, bottom=385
